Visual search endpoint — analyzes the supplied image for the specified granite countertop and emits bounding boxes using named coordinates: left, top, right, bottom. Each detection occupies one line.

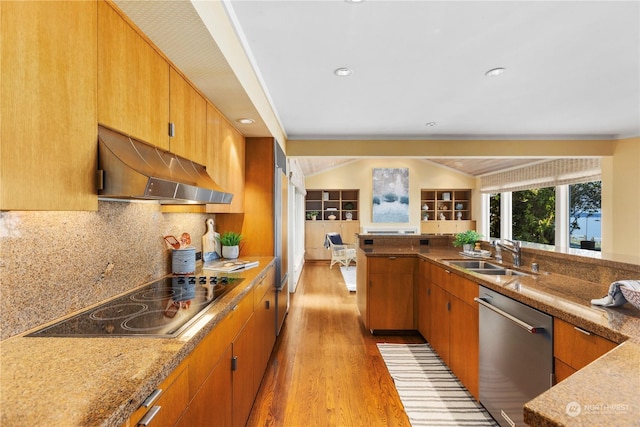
left=0, top=257, right=275, bottom=427
left=363, top=246, right=640, bottom=426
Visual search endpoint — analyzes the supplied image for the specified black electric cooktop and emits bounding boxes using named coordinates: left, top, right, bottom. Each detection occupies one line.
left=27, top=275, right=243, bottom=338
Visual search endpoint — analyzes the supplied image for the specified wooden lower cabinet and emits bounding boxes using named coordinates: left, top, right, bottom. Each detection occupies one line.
left=174, top=280, right=275, bottom=427
left=233, top=314, right=257, bottom=427
left=124, top=362, right=189, bottom=427
left=253, top=266, right=276, bottom=386
left=176, top=346, right=233, bottom=427
left=365, top=256, right=416, bottom=331
left=417, top=259, right=432, bottom=342
left=553, top=318, right=617, bottom=383
left=429, top=283, right=451, bottom=364
left=429, top=264, right=479, bottom=399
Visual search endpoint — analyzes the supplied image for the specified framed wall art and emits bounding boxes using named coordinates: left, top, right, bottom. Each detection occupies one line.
left=372, top=168, right=409, bottom=223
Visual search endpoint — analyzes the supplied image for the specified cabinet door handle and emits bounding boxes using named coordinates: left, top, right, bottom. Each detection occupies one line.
left=427, top=288, right=431, bottom=296
left=574, top=326, right=592, bottom=336
left=232, top=356, right=238, bottom=371
left=388, top=256, right=397, bottom=260
left=265, top=300, right=271, bottom=309
left=444, top=269, right=451, bottom=274
left=138, top=406, right=161, bottom=426
left=446, top=301, right=451, bottom=311
left=141, top=388, right=163, bottom=408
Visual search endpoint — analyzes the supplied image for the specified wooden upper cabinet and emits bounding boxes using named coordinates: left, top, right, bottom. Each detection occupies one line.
left=169, top=67, right=207, bottom=164
left=97, top=0, right=170, bottom=149
left=0, top=1, right=98, bottom=211
left=205, top=104, right=245, bottom=213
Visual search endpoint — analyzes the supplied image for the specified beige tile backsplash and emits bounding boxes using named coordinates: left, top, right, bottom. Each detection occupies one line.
left=0, top=201, right=214, bottom=340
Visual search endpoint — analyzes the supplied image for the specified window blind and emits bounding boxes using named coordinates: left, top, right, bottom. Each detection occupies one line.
left=288, top=158, right=307, bottom=194
left=479, top=158, right=601, bottom=193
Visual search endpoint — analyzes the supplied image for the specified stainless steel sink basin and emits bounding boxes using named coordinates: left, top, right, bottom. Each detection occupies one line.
left=445, top=260, right=503, bottom=269
left=444, top=259, right=530, bottom=277
left=467, top=268, right=528, bottom=277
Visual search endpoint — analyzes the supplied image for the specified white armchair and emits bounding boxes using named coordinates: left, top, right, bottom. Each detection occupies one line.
left=325, top=233, right=357, bottom=269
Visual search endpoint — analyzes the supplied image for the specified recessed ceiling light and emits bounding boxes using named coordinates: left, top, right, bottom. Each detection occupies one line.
left=345, top=0, right=366, bottom=3
left=334, top=67, right=353, bottom=77
left=237, top=118, right=255, bottom=125
left=425, top=122, right=437, bottom=127
left=485, top=67, right=506, bottom=77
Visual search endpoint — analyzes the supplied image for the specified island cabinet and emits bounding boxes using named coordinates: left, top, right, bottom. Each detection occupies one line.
left=357, top=255, right=417, bottom=331
left=97, top=0, right=170, bottom=150
left=417, top=258, right=432, bottom=342
left=1, top=0, right=98, bottom=211
left=429, top=264, right=480, bottom=399
left=553, top=318, right=617, bottom=384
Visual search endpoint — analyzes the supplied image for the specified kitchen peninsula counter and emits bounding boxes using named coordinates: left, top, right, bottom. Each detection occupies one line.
left=0, top=257, right=275, bottom=427
left=358, top=237, right=640, bottom=426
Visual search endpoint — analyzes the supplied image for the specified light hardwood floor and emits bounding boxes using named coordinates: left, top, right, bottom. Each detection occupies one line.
left=247, top=263, right=425, bottom=427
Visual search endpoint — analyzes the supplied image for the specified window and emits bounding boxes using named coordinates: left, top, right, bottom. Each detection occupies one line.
left=489, top=193, right=501, bottom=240
left=512, top=187, right=556, bottom=245
left=568, top=181, right=601, bottom=250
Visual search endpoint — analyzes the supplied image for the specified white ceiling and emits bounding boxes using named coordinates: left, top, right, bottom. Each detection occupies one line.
left=115, top=0, right=640, bottom=176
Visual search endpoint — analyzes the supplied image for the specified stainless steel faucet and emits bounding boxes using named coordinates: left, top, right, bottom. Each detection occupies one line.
left=496, top=239, right=522, bottom=267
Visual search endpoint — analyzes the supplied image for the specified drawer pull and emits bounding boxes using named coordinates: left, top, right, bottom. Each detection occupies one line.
left=388, top=256, right=397, bottom=260
left=141, top=388, right=162, bottom=408
left=574, top=326, right=592, bottom=336
left=137, top=405, right=161, bottom=426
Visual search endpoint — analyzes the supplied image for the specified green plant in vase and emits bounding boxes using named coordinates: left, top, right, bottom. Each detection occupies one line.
left=306, top=210, right=319, bottom=220
left=452, top=230, right=483, bottom=252
left=219, top=231, right=243, bottom=259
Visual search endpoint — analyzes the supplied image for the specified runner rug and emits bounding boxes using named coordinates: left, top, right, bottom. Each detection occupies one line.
left=377, top=343, right=498, bottom=427
left=340, top=266, right=356, bottom=292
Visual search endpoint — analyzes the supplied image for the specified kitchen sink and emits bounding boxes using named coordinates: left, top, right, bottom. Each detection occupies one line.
left=445, top=260, right=503, bottom=270
left=444, top=259, right=530, bottom=277
left=467, top=268, right=528, bottom=277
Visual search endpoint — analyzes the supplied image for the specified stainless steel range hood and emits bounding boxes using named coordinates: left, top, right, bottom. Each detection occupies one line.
left=97, top=126, right=233, bottom=204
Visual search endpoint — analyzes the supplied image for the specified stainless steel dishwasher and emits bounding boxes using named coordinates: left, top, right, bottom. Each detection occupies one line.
left=475, top=286, right=553, bottom=427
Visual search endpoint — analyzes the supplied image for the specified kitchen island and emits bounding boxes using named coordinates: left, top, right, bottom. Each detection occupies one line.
left=0, top=257, right=275, bottom=427
left=356, top=234, right=640, bottom=426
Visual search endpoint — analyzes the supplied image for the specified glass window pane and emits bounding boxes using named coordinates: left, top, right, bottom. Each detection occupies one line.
left=569, top=181, right=601, bottom=251
left=512, top=187, right=556, bottom=245
left=489, top=193, right=500, bottom=240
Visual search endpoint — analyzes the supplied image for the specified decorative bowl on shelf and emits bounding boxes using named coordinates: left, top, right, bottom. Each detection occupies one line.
left=620, top=286, right=640, bottom=310
left=328, top=214, right=337, bottom=220
left=345, top=212, right=353, bottom=220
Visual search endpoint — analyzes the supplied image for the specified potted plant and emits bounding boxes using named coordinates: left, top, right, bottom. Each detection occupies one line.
left=219, top=231, right=243, bottom=259
left=306, top=210, right=319, bottom=221
left=452, top=230, right=483, bottom=252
